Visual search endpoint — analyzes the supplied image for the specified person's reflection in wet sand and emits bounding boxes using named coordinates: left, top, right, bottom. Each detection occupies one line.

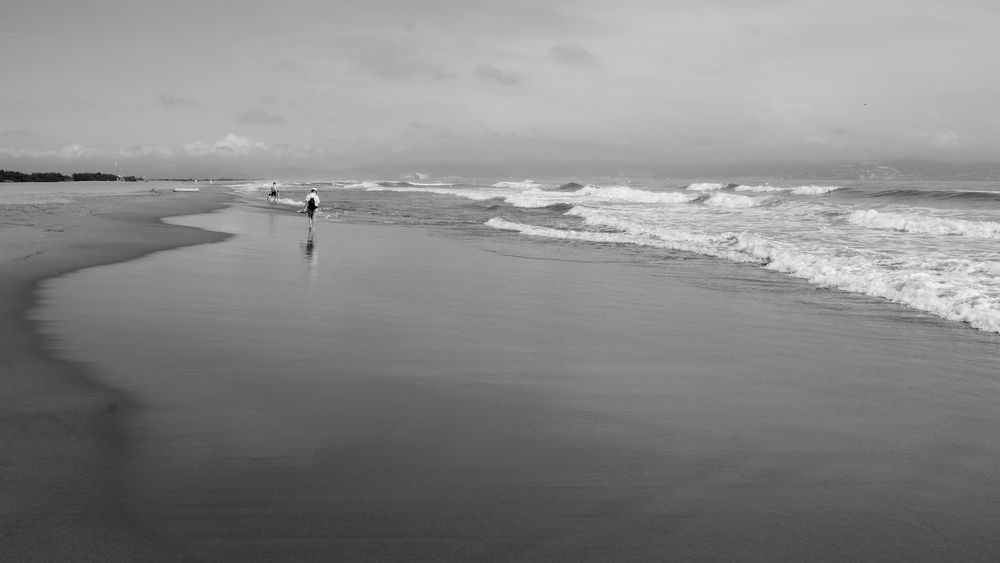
left=302, top=231, right=318, bottom=280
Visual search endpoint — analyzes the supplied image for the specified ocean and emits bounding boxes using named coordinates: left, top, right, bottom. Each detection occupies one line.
left=26, top=175, right=1000, bottom=559
left=248, top=176, right=1000, bottom=334
left=0, top=179, right=165, bottom=204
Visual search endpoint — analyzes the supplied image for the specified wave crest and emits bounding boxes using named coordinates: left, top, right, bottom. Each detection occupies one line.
left=791, top=185, right=841, bottom=195
left=504, top=186, right=694, bottom=208
left=735, top=184, right=842, bottom=195
left=489, top=212, right=1000, bottom=334
left=491, top=179, right=549, bottom=189
left=686, top=182, right=725, bottom=191
left=849, top=209, right=1000, bottom=238
left=704, top=192, right=765, bottom=208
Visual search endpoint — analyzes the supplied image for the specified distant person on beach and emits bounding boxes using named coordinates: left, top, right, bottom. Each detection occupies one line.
left=268, top=182, right=279, bottom=202
left=303, top=188, right=319, bottom=230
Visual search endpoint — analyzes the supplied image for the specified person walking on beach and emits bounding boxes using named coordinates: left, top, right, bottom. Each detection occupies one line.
left=303, top=188, right=320, bottom=230
left=268, top=182, right=279, bottom=202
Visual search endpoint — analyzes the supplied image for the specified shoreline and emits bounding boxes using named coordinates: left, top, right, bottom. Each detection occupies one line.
left=0, top=189, right=232, bottom=559
left=8, top=189, right=1000, bottom=559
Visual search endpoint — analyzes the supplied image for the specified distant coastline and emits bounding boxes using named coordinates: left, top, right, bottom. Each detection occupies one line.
left=1, top=170, right=143, bottom=182
left=1, top=170, right=249, bottom=183
left=9, top=157, right=1000, bottom=184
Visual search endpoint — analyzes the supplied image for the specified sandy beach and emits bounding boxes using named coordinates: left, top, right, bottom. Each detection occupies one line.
left=7, top=0, right=1000, bottom=558
left=1, top=189, right=231, bottom=559
left=5, top=186, right=1000, bottom=561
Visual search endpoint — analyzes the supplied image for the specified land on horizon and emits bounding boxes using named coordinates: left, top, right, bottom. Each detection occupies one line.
left=1, top=170, right=143, bottom=183
left=0, top=169, right=251, bottom=183
left=6, top=158, right=1000, bottom=184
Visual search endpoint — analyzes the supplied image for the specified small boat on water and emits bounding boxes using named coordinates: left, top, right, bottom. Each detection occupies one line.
left=173, top=187, right=200, bottom=192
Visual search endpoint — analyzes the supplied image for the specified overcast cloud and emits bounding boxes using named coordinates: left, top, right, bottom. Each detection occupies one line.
left=2, top=0, right=999, bottom=177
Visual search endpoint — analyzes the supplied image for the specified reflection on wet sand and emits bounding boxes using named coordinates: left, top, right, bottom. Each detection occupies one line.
left=302, top=231, right=318, bottom=279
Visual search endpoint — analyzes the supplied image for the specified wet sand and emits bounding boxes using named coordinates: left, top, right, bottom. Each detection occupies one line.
left=7, top=191, right=1000, bottom=561
left=23, top=201, right=1000, bottom=561
left=0, top=189, right=231, bottom=560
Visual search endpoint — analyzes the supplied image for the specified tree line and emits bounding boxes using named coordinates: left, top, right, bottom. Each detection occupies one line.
left=1, top=170, right=143, bottom=182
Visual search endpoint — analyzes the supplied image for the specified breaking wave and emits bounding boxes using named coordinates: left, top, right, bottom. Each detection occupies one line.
left=735, top=184, right=842, bottom=195
left=704, top=192, right=766, bottom=208
left=849, top=209, right=1000, bottom=238
left=488, top=210, right=1000, bottom=333
left=686, top=182, right=726, bottom=191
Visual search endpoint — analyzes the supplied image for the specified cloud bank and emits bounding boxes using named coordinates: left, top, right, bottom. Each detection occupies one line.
left=3, top=0, right=1000, bottom=178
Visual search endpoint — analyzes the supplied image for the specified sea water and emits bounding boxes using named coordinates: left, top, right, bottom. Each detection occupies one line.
left=30, top=176, right=1000, bottom=559
left=0, top=180, right=181, bottom=204
left=237, top=176, right=1000, bottom=334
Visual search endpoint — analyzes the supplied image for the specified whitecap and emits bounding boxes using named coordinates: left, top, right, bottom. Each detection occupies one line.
left=366, top=184, right=508, bottom=201
left=849, top=209, right=1000, bottom=239
left=686, top=182, right=725, bottom=191
left=704, top=192, right=765, bottom=209
left=575, top=186, right=697, bottom=204
left=791, top=185, right=842, bottom=195
left=491, top=179, right=550, bottom=189
left=735, top=184, right=788, bottom=193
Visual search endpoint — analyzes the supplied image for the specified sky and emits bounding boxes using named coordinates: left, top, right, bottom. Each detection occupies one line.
left=3, top=0, right=1000, bottom=178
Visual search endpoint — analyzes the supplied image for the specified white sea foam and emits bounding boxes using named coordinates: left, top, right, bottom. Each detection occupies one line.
left=372, top=180, right=453, bottom=187
left=504, top=186, right=695, bottom=208
left=711, top=232, right=999, bottom=334
left=735, top=184, right=786, bottom=193
left=575, top=186, right=696, bottom=204
left=486, top=216, right=754, bottom=263
left=686, top=182, right=726, bottom=191
left=491, top=179, right=550, bottom=189
left=747, top=243, right=1000, bottom=333
left=849, top=209, right=1000, bottom=239
left=704, top=192, right=765, bottom=208
left=348, top=181, right=384, bottom=189
left=549, top=207, right=762, bottom=262
left=503, top=189, right=575, bottom=208
left=487, top=217, right=645, bottom=244
left=791, top=185, right=842, bottom=195
left=348, top=176, right=1000, bottom=334
left=491, top=208, right=1000, bottom=333
left=734, top=184, right=841, bottom=195
left=364, top=185, right=505, bottom=201
left=231, top=181, right=270, bottom=193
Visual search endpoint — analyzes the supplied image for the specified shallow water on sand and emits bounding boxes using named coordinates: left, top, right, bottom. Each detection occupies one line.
left=0, top=180, right=191, bottom=204
left=33, top=204, right=1000, bottom=560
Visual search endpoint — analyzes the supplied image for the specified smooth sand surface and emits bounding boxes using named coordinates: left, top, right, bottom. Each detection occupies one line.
left=1, top=189, right=231, bottom=560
